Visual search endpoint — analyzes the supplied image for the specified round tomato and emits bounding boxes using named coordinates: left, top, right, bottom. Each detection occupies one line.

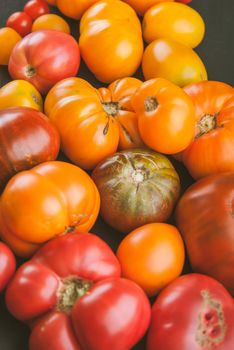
left=92, top=149, right=180, bottom=233
left=0, top=161, right=100, bottom=257
left=45, top=77, right=144, bottom=169
left=56, top=0, right=99, bottom=20
left=117, top=223, right=185, bottom=296
left=143, top=2, right=205, bottom=47
left=8, top=30, right=80, bottom=94
left=180, top=81, right=234, bottom=179
left=0, top=27, right=21, bottom=65
left=124, top=0, right=174, bottom=16
left=24, top=0, right=50, bottom=20
left=32, top=14, right=70, bottom=33
left=79, top=0, right=144, bottom=83
left=132, top=78, right=195, bottom=154
left=0, top=80, right=43, bottom=111
left=142, top=38, right=208, bottom=87
left=147, top=274, right=234, bottom=350
left=0, top=242, right=16, bottom=292
left=6, top=11, right=32, bottom=37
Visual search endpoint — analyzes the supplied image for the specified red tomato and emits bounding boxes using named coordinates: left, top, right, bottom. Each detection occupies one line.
left=24, top=0, right=50, bottom=20
left=6, top=233, right=150, bottom=350
left=6, top=11, right=32, bottom=37
left=8, top=30, right=80, bottom=94
left=0, top=242, right=16, bottom=292
left=147, top=274, right=234, bottom=350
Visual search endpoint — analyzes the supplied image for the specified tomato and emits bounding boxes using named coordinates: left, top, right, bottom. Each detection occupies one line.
left=142, top=38, right=208, bottom=87
left=0, top=161, right=100, bottom=257
left=176, top=0, right=192, bottom=3
left=24, top=0, right=50, bottom=20
left=176, top=172, right=234, bottom=295
left=143, top=2, right=205, bottom=47
left=0, top=242, right=16, bottom=292
left=56, top=0, right=99, bottom=20
left=6, top=233, right=151, bottom=350
left=0, top=107, right=59, bottom=192
left=124, top=0, right=174, bottom=16
left=179, top=81, right=234, bottom=179
left=8, top=30, right=80, bottom=95
left=147, top=274, right=234, bottom=350
left=0, top=80, right=43, bottom=111
left=92, top=149, right=180, bottom=233
left=45, top=0, right=56, bottom=5
left=117, top=223, right=185, bottom=296
left=132, top=78, right=195, bottom=154
left=79, top=0, right=144, bottom=83
left=0, top=28, right=21, bottom=65
left=45, top=77, right=144, bottom=169
left=32, top=14, right=70, bottom=34
left=6, top=11, right=32, bottom=37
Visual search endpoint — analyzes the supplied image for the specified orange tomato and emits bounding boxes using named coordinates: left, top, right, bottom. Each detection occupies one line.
left=0, top=161, right=100, bottom=257
left=132, top=78, right=195, bottom=154
left=45, top=77, right=144, bottom=169
left=117, top=223, right=185, bottom=296
left=0, top=27, right=21, bottom=65
left=142, top=38, right=208, bottom=87
left=143, top=2, right=205, bottom=47
left=56, top=0, right=99, bottom=20
left=124, top=0, right=174, bottom=16
left=0, top=80, right=43, bottom=111
left=79, top=0, right=144, bottom=83
left=32, top=14, right=70, bottom=34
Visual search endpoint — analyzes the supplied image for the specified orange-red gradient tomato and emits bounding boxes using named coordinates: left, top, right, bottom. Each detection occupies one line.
left=32, top=14, right=70, bottom=34
left=124, top=0, right=174, bottom=16
left=0, top=27, right=21, bottom=65
left=117, top=223, right=185, bottom=296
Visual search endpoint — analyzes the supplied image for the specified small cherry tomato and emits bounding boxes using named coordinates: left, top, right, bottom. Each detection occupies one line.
left=24, top=0, right=50, bottom=20
left=6, top=11, right=33, bottom=37
left=32, top=14, right=70, bottom=34
left=0, top=242, right=16, bottom=292
left=0, top=27, right=21, bottom=65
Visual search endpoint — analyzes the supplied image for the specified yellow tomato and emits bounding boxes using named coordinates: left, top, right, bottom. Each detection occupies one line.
left=0, top=80, right=43, bottom=111
left=143, top=2, right=205, bottom=47
left=0, top=27, right=21, bottom=65
left=32, top=14, right=70, bottom=34
left=56, top=0, right=99, bottom=20
left=142, top=38, right=208, bottom=87
left=124, top=0, right=174, bottom=16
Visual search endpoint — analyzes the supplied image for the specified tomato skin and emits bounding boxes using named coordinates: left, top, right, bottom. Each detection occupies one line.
left=0, top=242, right=16, bottom=292
left=6, top=11, right=32, bottom=37
left=57, top=0, right=99, bottom=20
left=0, top=28, right=21, bottom=65
left=8, top=30, right=80, bottom=94
left=176, top=172, right=234, bottom=295
left=176, top=0, right=192, bottom=3
left=124, top=0, right=175, bottom=16
left=24, top=0, right=50, bottom=20
left=147, top=274, right=234, bottom=350
left=32, top=14, right=70, bottom=34
left=45, top=0, right=56, bottom=6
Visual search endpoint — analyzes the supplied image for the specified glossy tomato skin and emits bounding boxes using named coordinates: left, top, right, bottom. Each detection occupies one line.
left=0, top=107, right=59, bottom=191
left=0, top=242, right=16, bottom=292
left=0, top=28, right=21, bottom=65
left=8, top=30, right=80, bottom=94
left=176, top=172, right=234, bottom=294
left=6, top=11, right=32, bottom=37
left=32, top=14, right=70, bottom=34
left=124, top=0, right=174, bottom=16
left=57, top=0, right=99, bottom=20
left=147, top=274, right=234, bottom=350
left=24, top=0, right=50, bottom=20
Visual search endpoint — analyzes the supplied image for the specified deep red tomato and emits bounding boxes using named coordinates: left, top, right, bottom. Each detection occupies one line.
left=24, top=0, right=50, bottom=20
left=8, top=30, right=80, bottom=94
left=147, top=274, right=234, bottom=350
left=0, top=242, right=16, bottom=292
left=6, top=11, right=32, bottom=37
left=6, top=233, right=151, bottom=350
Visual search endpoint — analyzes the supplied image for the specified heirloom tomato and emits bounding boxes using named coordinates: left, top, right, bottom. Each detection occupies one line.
left=6, top=233, right=151, bottom=350
left=143, top=2, right=205, bottom=47
left=147, top=274, right=234, bottom=350
left=92, top=149, right=180, bottom=233
left=117, top=223, right=185, bottom=296
left=6, top=11, right=32, bottom=37
left=8, top=30, right=80, bottom=94
left=24, top=0, right=50, bottom=20
left=32, top=14, right=70, bottom=34
left=142, top=38, right=208, bottom=87
left=0, top=107, right=59, bottom=191
left=124, top=0, right=174, bottom=16
left=176, top=172, right=234, bottom=294
left=180, top=81, right=234, bottom=179
left=132, top=78, right=195, bottom=154
left=0, top=161, right=100, bottom=257
left=45, top=77, right=144, bottom=169
left=79, top=0, right=144, bottom=83
left=56, top=0, right=99, bottom=20
left=0, top=80, right=43, bottom=111
left=45, top=0, right=56, bottom=5
left=0, top=28, right=21, bottom=65
left=0, top=242, right=16, bottom=292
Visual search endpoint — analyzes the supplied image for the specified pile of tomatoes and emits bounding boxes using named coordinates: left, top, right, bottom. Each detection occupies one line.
left=0, top=0, right=233, bottom=349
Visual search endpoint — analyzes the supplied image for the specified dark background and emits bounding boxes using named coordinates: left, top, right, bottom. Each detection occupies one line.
left=0, top=0, right=233, bottom=349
